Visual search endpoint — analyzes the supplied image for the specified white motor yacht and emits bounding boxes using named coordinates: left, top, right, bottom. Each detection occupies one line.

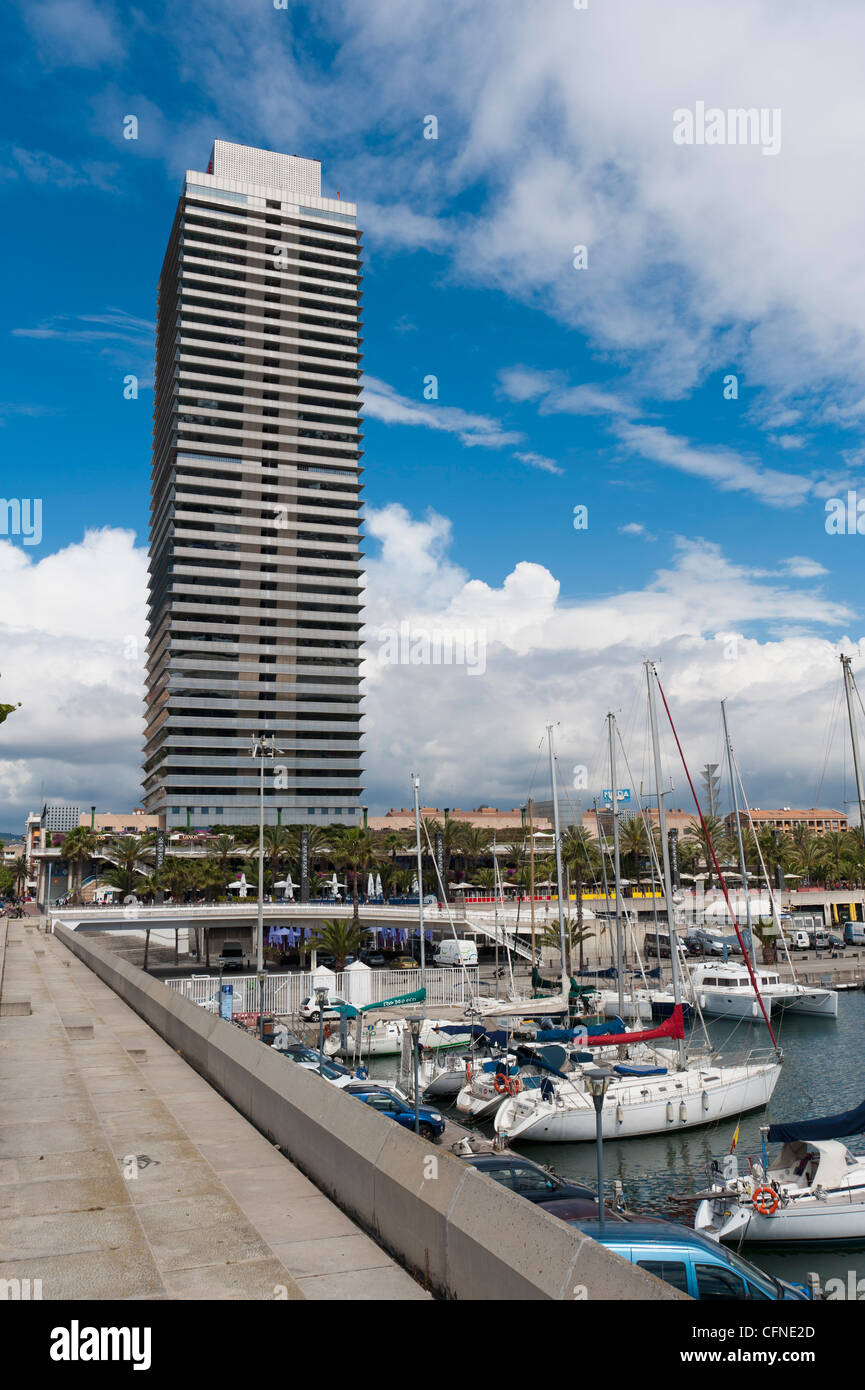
left=689, top=961, right=837, bottom=1020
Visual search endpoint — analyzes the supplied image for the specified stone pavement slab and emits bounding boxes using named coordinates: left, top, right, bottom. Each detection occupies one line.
left=0, top=920, right=429, bottom=1302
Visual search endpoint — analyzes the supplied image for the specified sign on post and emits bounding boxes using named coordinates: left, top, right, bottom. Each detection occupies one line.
left=300, top=828, right=309, bottom=903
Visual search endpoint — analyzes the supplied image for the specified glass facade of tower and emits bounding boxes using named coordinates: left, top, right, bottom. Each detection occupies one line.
left=142, top=141, right=364, bottom=828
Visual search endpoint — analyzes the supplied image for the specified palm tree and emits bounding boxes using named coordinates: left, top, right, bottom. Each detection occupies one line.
left=99, top=862, right=151, bottom=899
left=155, top=855, right=196, bottom=901
left=751, top=915, right=778, bottom=965
left=59, top=827, right=100, bottom=904
left=302, top=918, right=370, bottom=971
left=100, top=835, right=155, bottom=882
left=10, top=854, right=29, bottom=897
left=463, top=826, right=493, bottom=875
left=820, top=830, right=850, bottom=884
left=263, top=825, right=293, bottom=894
left=379, top=830, right=410, bottom=863
left=686, top=815, right=728, bottom=887
left=539, top=916, right=595, bottom=977
left=617, top=818, right=649, bottom=886
left=211, top=833, right=236, bottom=874
left=560, top=827, right=602, bottom=968
left=329, top=827, right=377, bottom=923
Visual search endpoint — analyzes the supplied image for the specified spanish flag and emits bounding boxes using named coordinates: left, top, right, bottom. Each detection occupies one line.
left=729, top=1121, right=741, bottom=1155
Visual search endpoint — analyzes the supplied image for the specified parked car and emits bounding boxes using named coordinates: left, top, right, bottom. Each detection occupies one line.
left=343, top=1080, right=410, bottom=1100
left=298, top=994, right=359, bottom=1021
left=538, top=1197, right=635, bottom=1225
left=279, top=1045, right=351, bottom=1074
left=391, top=955, right=419, bottom=970
left=825, top=933, right=846, bottom=950
left=562, top=1217, right=812, bottom=1300
left=460, top=1154, right=596, bottom=1205
left=361, top=951, right=387, bottom=966
left=844, top=922, right=865, bottom=946
left=789, top=930, right=811, bottom=951
left=686, top=929, right=742, bottom=957
left=292, top=1059, right=357, bottom=1087
left=351, top=1088, right=445, bottom=1140
left=217, top=940, right=246, bottom=971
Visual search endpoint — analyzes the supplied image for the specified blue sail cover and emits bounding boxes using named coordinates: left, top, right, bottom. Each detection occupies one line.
left=428, top=1024, right=488, bottom=1039
left=767, top=1096, right=865, bottom=1144
left=535, top=1019, right=626, bottom=1042
left=575, top=965, right=618, bottom=979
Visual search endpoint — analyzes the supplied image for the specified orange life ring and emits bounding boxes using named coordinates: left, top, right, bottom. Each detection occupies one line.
left=494, top=1073, right=509, bottom=1094
left=507, top=1076, right=520, bottom=1097
left=465, top=1060, right=472, bottom=1082
left=752, top=1185, right=779, bottom=1217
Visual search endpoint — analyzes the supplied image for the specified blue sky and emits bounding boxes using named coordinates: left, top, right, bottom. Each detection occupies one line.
left=2, top=0, right=865, bottom=824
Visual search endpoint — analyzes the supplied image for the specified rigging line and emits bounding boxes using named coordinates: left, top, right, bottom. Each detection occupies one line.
left=654, top=672, right=779, bottom=1050
left=615, top=725, right=713, bottom=1047
left=730, top=742, right=796, bottom=983
left=816, top=679, right=844, bottom=807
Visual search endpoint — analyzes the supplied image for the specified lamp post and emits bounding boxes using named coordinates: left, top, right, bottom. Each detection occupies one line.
left=314, top=985, right=329, bottom=1074
left=411, top=773, right=425, bottom=987
left=252, top=732, right=283, bottom=1040
left=407, top=1015, right=421, bottom=1134
left=585, top=1069, right=611, bottom=1231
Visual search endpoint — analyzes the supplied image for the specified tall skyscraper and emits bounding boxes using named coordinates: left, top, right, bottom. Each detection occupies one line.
left=142, top=141, right=364, bottom=828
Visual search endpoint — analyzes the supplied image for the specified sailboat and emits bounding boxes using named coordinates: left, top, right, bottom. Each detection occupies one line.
left=685, top=700, right=837, bottom=1022
left=695, top=1097, right=865, bottom=1244
left=495, top=666, right=783, bottom=1144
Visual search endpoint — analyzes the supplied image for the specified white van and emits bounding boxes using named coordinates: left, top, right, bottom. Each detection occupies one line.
left=433, top=938, right=478, bottom=968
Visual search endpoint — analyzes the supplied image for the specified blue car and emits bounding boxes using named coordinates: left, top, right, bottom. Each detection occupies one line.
left=352, top=1087, right=445, bottom=1140
left=564, top=1217, right=811, bottom=1300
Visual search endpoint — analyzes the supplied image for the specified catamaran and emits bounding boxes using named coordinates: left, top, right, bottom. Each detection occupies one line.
left=689, top=960, right=838, bottom=1019
left=494, top=666, right=783, bottom=1144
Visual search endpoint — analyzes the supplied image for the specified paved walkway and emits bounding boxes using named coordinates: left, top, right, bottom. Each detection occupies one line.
left=0, top=918, right=429, bottom=1300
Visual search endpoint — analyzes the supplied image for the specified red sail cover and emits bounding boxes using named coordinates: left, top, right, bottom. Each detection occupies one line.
left=580, top=1005, right=685, bottom=1048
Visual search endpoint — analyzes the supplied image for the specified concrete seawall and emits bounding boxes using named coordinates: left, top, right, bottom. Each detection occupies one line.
left=54, top=924, right=684, bottom=1301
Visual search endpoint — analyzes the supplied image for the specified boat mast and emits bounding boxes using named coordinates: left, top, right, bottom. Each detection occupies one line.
left=645, top=662, right=687, bottom=1069
left=546, top=724, right=569, bottom=979
left=841, top=654, right=865, bottom=868
left=528, top=797, right=536, bottom=965
left=722, top=699, right=754, bottom=966
left=608, top=712, right=626, bottom=1020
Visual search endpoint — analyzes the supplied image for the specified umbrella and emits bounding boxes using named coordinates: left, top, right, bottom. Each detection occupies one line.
left=367, top=872, right=375, bottom=896
left=375, top=873, right=383, bottom=897
left=411, top=875, right=419, bottom=894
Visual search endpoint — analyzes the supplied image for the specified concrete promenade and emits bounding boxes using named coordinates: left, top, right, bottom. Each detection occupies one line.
left=0, top=917, right=428, bottom=1301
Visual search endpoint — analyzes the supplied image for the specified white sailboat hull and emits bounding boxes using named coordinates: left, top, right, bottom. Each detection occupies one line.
left=775, top=989, right=838, bottom=1018
left=331, top=1019, right=474, bottom=1057
left=695, top=990, right=770, bottom=1020
left=695, top=1196, right=865, bottom=1244
left=598, top=990, right=653, bottom=1022
left=421, top=1059, right=468, bottom=1099
left=494, top=1061, right=781, bottom=1143
left=455, top=1083, right=507, bottom=1122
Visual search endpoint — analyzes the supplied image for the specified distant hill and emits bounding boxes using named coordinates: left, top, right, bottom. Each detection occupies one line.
left=0, top=832, right=24, bottom=844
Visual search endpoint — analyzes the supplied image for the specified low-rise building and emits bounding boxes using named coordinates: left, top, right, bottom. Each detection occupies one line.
left=724, top=807, right=848, bottom=837
left=369, top=806, right=551, bottom=833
